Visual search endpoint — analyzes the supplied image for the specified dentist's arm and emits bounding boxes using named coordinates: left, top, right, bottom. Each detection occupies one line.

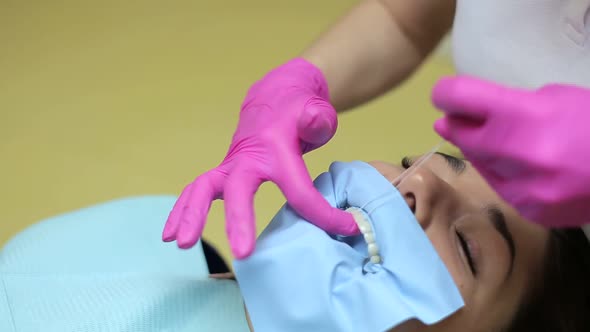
left=303, top=0, right=456, bottom=111
left=164, top=0, right=456, bottom=259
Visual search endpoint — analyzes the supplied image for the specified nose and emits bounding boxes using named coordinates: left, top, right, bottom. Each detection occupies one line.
left=396, top=167, right=455, bottom=229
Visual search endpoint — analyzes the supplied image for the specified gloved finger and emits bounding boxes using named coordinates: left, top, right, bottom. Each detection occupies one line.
left=433, top=116, right=489, bottom=154
left=176, top=170, right=225, bottom=249
left=433, top=117, right=452, bottom=141
left=274, top=151, right=358, bottom=236
left=163, top=183, right=192, bottom=242
left=223, top=166, right=264, bottom=259
left=297, top=96, right=338, bottom=152
left=435, top=116, right=515, bottom=186
left=432, top=75, right=522, bottom=121
left=537, top=83, right=589, bottom=97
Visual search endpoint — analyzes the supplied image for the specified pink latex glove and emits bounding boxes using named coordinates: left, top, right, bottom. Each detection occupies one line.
left=163, top=58, right=358, bottom=258
left=432, top=75, right=590, bottom=228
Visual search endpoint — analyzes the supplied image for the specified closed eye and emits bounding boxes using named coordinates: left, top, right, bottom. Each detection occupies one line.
left=457, top=230, right=478, bottom=276
left=435, top=152, right=466, bottom=175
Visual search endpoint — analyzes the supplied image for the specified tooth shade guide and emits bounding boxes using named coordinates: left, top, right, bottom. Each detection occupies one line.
left=346, top=207, right=381, bottom=265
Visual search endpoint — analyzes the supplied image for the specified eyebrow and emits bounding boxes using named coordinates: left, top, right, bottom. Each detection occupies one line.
left=486, top=205, right=516, bottom=279
left=435, top=152, right=467, bottom=175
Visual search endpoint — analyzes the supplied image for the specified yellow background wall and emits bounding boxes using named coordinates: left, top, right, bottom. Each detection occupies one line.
left=0, top=0, right=454, bottom=262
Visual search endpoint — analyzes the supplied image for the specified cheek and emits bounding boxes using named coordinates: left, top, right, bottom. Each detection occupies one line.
left=424, top=225, right=475, bottom=300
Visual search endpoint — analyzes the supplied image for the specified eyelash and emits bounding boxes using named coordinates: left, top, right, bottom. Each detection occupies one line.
left=445, top=154, right=466, bottom=173
left=456, top=230, right=478, bottom=276
left=401, top=156, right=413, bottom=169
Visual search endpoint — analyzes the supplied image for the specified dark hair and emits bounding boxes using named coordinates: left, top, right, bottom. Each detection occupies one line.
left=505, top=228, right=590, bottom=332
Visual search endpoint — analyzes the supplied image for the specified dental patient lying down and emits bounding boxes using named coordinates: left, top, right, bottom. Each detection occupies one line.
left=1, top=154, right=589, bottom=332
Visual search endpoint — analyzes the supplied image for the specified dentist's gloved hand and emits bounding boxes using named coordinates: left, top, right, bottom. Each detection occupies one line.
left=163, top=58, right=358, bottom=259
left=432, top=75, right=590, bottom=227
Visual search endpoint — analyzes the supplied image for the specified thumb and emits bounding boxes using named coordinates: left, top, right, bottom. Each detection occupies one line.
left=433, top=115, right=488, bottom=154
left=432, top=75, right=524, bottom=121
left=297, top=97, right=338, bottom=152
left=434, top=117, right=452, bottom=141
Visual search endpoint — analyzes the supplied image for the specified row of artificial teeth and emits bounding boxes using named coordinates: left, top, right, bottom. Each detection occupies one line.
left=346, top=208, right=382, bottom=264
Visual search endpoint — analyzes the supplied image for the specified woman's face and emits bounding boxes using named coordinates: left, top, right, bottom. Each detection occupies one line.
left=369, top=153, right=549, bottom=332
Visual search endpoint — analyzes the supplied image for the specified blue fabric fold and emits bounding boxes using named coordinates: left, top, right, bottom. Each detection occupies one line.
left=234, top=161, right=464, bottom=332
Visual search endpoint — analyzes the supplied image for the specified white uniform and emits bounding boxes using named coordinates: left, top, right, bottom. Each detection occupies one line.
left=452, top=0, right=590, bottom=89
